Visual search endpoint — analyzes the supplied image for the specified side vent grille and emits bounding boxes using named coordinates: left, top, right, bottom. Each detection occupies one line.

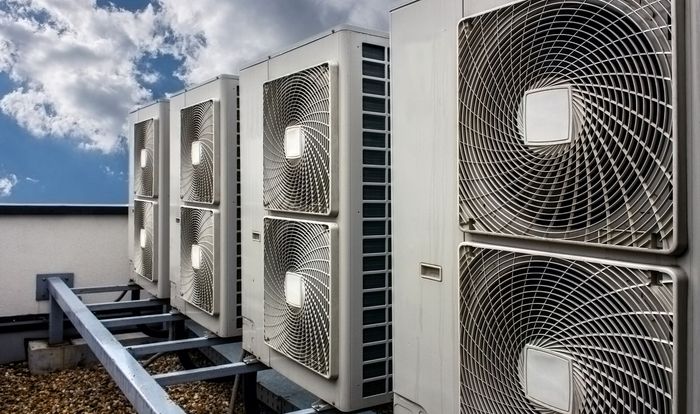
left=133, top=200, right=156, bottom=281
left=459, top=245, right=682, bottom=414
left=180, top=207, right=218, bottom=315
left=263, top=63, right=334, bottom=215
left=360, top=42, right=393, bottom=398
left=134, top=119, right=156, bottom=198
left=263, top=218, right=335, bottom=378
left=236, top=85, right=242, bottom=329
left=181, top=100, right=216, bottom=204
left=458, top=0, right=676, bottom=251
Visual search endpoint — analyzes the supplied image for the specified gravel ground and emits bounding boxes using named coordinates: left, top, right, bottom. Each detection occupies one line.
left=0, top=354, right=242, bottom=413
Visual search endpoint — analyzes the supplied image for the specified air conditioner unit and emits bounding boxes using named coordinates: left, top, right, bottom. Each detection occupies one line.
left=241, top=26, right=392, bottom=411
left=128, top=100, right=170, bottom=298
left=169, top=75, right=241, bottom=337
left=390, top=0, right=696, bottom=413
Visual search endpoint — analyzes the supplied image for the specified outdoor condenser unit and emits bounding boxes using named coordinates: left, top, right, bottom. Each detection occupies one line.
left=168, top=76, right=242, bottom=337
left=128, top=100, right=170, bottom=298
left=390, top=0, right=697, bottom=413
left=240, top=26, right=392, bottom=411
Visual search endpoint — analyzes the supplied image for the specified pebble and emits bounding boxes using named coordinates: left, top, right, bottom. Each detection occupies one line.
left=0, top=355, right=242, bottom=413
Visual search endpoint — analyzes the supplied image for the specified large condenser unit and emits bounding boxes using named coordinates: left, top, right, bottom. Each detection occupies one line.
left=390, top=0, right=697, bottom=413
left=128, top=100, right=170, bottom=298
left=240, top=26, right=393, bottom=411
left=168, top=76, right=242, bottom=337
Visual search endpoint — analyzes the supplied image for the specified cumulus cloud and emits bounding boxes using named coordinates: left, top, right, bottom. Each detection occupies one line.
left=0, top=0, right=164, bottom=152
left=158, top=0, right=392, bottom=84
left=0, top=0, right=392, bottom=152
left=0, top=174, right=18, bottom=197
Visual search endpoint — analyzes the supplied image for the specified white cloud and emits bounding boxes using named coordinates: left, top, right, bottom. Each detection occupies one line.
left=0, top=174, right=18, bottom=197
left=102, top=165, right=115, bottom=176
left=157, top=0, right=392, bottom=84
left=0, top=0, right=392, bottom=152
left=25, top=176, right=39, bottom=183
left=0, top=0, right=164, bottom=152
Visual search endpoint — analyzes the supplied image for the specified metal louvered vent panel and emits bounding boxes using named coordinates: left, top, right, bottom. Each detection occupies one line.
left=459, top=244, right=682, bottom=414
left=263, top=63, right=334, bottom=215
left=458, top=0, right=677, bottom=251
left=133, top=200, right=156, bottom=281
left=181, top=100, right=217, bottom=204
left=134, top=119, right=156, bottom=198
left=236, top=85, right=242, bottom=329
left=263, top=218, right=335, bottom=378
left=360, top=42, right=393, bottom=398
left=180, top=207, right=218, bottom=315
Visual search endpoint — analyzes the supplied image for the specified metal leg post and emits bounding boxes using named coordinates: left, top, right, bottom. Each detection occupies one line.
left=48, top=294, right=64, bottom=345
left=242, top=370, right=259, bottom=414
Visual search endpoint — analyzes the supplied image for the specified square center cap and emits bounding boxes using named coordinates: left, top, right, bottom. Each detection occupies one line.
left=523, top=345, right=574, bottom=414
left=523, top=86, right=573, bottom=146
left=284, top=125, right=304, bottom=159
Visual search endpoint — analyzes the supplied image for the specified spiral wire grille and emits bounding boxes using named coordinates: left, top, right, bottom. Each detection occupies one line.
left=458, top=0, right=676, bottom=250
left=134, top=119, right=155, bottom=198
left=263, top=218, right=333, bottom=377
left=263, top=63, right=333, bottom=215
left=180, top=207, right=216, bottom=315
left=459, top=245, right=678, bottom=414
left=181, top=100, right=216, bottom=204
left=133, top=200, right=155, bottom=281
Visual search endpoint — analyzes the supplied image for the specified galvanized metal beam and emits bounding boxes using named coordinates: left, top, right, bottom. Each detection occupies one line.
left=126, top=336, right=234, bottom=358
left=48, top=294, right=64, bottom=345
left=87, top=299, right=165, bottom=312
left=152, top=361, right=268, bottom=387
left=101, top=313, right=185, bottom=328
left=47, top=277, right=186, bottom=414
left=72, top=284, right=141, bottom=294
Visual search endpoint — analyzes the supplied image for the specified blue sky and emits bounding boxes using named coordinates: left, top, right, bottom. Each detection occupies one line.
left=0, top=0, right=389, bottom=204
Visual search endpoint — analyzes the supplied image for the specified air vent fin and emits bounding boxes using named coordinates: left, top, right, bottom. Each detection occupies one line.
left=263, top=217, right=335, bottom=378
left=458, top=0, right=676, bottom=251
left=181, top=100, right=216, bottom=204
left=133, top=200, right=156, bottom=281
left=180, top=207, right=217, bottom=314
left=134, top=119, right=156, bottom=198
left=263, top=63, right=334, bottom=215
left=459, top=245, right=681, bottom=414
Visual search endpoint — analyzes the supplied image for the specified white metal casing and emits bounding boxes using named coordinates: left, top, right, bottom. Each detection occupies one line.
left=168, top=75, right=241, bottom=337
left=390, top=0, right=699, bottom=413
left=241, top=27, right=392, bottom=411
left=128, top=100, right=170, bottom=298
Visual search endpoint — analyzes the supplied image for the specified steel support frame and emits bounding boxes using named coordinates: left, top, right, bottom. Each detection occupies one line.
left=153, top=361, right=265, bottom=386
left=46, top=277, right=267, bottom=414
left=127, top=336, right=234, bottom=358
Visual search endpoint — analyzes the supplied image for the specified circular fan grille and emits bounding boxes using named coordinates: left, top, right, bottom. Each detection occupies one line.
left=263, top=63, right=332, bottom=215
left=180, top=207, right=216, bottom=314
left=133, top=200, right=155, bottom=281
left=458, top=0, right=675, bottom=250
left=134, top=119, right=155, bottom=198
left=459, top=246, right=676, bottom=414
left=263, top=218, right=333, bottom=377
left=181, top=100, right=216, bottom=204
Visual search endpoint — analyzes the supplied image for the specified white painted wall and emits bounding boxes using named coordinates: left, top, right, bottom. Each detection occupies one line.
left=0, top=214, right=128, bottom=316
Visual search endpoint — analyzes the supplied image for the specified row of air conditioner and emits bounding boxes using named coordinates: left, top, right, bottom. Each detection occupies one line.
left=128, top=27, right=392, bottom=411
left=126, top=0, right=698, bottom=412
